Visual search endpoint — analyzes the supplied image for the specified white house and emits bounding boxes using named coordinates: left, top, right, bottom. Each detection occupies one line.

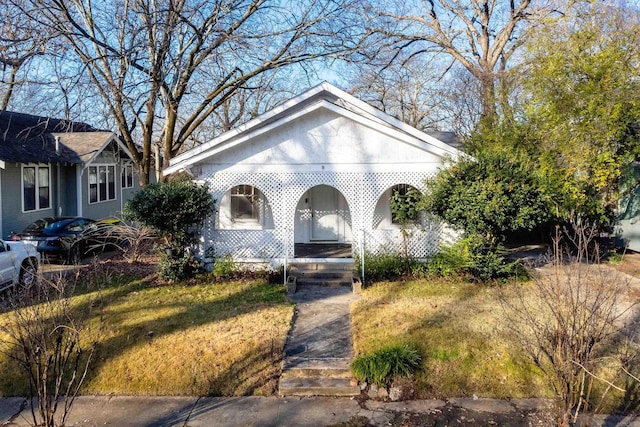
left=164, top=82, right=463, bottom=267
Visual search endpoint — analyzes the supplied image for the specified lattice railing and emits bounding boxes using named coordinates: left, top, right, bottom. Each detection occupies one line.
left=360, top=224, right=444, bottom=259
left=207, top=229, right=284, bottom=259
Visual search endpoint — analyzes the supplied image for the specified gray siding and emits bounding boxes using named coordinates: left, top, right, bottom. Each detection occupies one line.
left=81, top=162, right=139, bottom=220
left=0, top=146, right=141, bottom=237
left=1, top=163, right=56, bottom=239
left=121, top=171, right=141, bottom=212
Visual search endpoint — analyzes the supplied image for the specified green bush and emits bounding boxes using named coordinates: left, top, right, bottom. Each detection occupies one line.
left=428, top=235, right=525, bottom=282
left=355, top=251, right=424, bottom=283
left=212, top=255, right=238, bottom=279
left=157, top=250, right=202, bottom=282
left=351, top=344, right=422, bottom=387
left=356, top=236, right=522, bottom=284
left=124, top=178, right=215, bottom=281
left=427, top=239, right=474, bottom=277
left=423, top=149, right=552, bottom=241
left=124, top=178, right=215, bottom=248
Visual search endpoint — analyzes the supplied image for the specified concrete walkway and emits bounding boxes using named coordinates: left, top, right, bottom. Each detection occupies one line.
left=283, top=285, right=357, bottom=363
left=279, top=285, right=360, bottom=396
left=2, top=395, right=639, bottom=426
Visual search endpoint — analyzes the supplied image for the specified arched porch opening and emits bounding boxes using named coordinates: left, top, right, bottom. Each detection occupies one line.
left=217, top=184, right=274, bottom=230
left=293, top=184, right=353, bottom=258
left=372, top=183, right=423, bottom=230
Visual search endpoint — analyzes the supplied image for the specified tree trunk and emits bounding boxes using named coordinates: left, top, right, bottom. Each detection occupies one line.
left=138, top=162, right=150, bottom=187
left=0, top=65, right=19, bottom=110
left=161, top=106, right=179, bottom=182
left=480, top=73, right=497, bottom=121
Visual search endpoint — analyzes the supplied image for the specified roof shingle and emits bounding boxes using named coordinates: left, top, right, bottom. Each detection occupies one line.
left=0, top=110, right=111, bottom=164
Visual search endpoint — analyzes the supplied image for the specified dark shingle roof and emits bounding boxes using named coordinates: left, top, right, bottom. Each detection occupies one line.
left=424, top=130, right=463, bottom=151
left=0, top=110, right=101, bottom=164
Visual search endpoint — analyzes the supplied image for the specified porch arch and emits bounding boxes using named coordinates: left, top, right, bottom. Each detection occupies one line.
left=293, top=184, right=353, bottom=257
left=217, top=183, right=275, bottom=230
left=372, top=183, right=423, bottom=230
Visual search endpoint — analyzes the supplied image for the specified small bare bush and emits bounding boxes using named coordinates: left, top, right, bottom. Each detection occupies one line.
left=0, top=267, right=104, bottom=427
left=502, top=222, right=639, bottom=426
left=109, top=221, right=158, bottom=263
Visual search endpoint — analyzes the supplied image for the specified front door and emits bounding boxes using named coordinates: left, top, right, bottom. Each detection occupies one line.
left=310, top=186, right=339, bottom=241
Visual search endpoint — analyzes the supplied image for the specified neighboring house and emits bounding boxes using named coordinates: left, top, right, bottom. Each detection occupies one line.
left=165, top=82, right=463, bottom=267
left=0, top=111, right=140, bottom=239
left=617, top=162, right=640, bottom=251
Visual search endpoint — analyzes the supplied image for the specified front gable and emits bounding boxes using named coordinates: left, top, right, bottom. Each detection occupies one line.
left=166, top=83, right=462, bottom=175
left=199, top=103, right=443, bottom=174
left=164, top=83, right=463, bottom=265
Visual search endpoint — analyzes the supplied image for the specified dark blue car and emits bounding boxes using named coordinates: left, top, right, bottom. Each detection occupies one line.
left=11, top=217, right=116, bottom=263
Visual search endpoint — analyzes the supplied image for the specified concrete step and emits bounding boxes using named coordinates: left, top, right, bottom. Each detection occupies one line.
left=290, top=262, right=355, bottom=272
left=291, top=263, right=354, bottom=288
left=296, top=278, right=353, bottom=287
left=293, top=270, right=353, bottom=280
left=281, top=367, right=352, bottom=379
left=283, top=356, right=352, bottom=370
left=282, top=357, right=353, bottom=379
left=278, top=377, right=360, bottom=397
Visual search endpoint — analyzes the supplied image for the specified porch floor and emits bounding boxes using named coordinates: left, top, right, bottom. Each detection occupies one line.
left=294, top=243, right=352, bottom=258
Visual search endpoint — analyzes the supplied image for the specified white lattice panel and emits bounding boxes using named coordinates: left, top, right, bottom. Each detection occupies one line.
left=213, top=230, right=283, bottom=259
left=362, top=226, right=443, bottom=259
left=198, top=169, right=444, bottom=261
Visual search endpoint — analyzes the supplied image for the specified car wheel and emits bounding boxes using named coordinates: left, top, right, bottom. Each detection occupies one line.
left=19, top=259, right=38, bottom=288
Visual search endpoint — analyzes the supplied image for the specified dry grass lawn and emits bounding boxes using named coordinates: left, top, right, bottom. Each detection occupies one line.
left=2, top=256, right=637, bottom=408
left=351, top=278, right=552, bottom=399
left=352, top=273, right=640, bottom=412
left=0, top=269, right=294, bottom=397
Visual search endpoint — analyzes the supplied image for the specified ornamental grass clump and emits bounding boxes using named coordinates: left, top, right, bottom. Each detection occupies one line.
left=351, top=344, right=421, bottom=387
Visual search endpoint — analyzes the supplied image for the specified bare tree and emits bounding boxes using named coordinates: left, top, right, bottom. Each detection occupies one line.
left=0, top=269, right=104, bottom=427
left=185, top=69, right=302, bottom=147
left=364, top=0, right=558, bottom=124
left=0, top=0, right=59, bottom=110
left=346, top=53, right=451, bottom=131
left=438, top=66, right=483, bottom=138
left=502, top=223, right=639, bottom=426
left=22, top=0, right=366, bottom=185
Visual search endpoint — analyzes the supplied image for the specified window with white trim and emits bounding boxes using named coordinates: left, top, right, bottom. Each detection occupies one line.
left=89, top=165, right=116, bottom=203
left=122, top=164, right=134, bottom=189
left=230, top=185, right=261, bottom=223
left=22, top=165, right=51, bottom=212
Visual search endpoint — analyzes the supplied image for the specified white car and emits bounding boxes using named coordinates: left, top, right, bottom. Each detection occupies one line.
left=0, top=239, right=39, bottom=293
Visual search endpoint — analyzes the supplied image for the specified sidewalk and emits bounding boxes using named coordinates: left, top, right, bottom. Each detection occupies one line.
left=1, top=395, right=639, bottom=427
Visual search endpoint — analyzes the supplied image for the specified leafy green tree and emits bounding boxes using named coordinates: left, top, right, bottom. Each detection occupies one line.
left=423, top=148, right=552, bottom=242
left=390, top=184, right=422, bottom=262
left=124, top=178, right=215, bottom=280
left=521, top=2, right=640, bottom=222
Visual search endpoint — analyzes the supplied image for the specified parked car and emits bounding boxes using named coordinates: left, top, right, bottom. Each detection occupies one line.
left=0, top=239, right=39, bottom=293
left=10, top=217, right=59, bottom=245
left=11, top=217, right=122, bottom=263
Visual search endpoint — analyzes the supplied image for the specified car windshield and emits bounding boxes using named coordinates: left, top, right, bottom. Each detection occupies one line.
left=42, top=219, right=76, bottom=234
left=23, top=218, right=55, bottom=233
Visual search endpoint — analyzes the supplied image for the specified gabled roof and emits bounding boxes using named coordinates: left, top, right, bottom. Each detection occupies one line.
left=165, top=82, right=463, bottom=175
left=0, top=110, right=133, bottom=166
left=52, top=132, right=134, bottom=165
